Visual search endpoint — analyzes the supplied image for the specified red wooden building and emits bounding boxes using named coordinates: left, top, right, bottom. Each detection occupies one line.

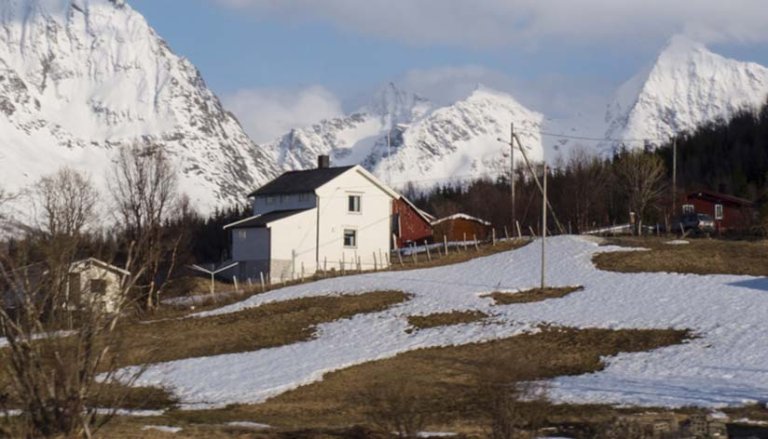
left=685, top=190, right=756, bottom=232
left=431, top=214, right=492, bottom=242
left=392, top=197, right=434, bottom=248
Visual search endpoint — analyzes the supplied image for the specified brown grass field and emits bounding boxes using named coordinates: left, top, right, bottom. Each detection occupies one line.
left=406, top=310, right=488, bottom=330
left=483, top=286, right=584, bottom=305
left=100, top=326, right=691, bottom=438
left=594, top=236, right=768, bottom=276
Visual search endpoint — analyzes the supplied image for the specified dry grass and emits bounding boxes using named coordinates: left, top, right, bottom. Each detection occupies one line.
left=163, top=327, right=690, bottom=434
left=407, top=310, right=488, bottom=331
left=483, top=286, right=584, bottom=305
left=113, top=291, right=409, bottom=368
left=390, top=239, right=530, bottom=272
left=595, top=236, right=768, bottom=276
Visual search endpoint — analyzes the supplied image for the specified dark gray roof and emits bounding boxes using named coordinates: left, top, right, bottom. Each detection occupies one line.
left=248, top=166, right=355, bottom=197
left=223, top=209, right=312, bottom=229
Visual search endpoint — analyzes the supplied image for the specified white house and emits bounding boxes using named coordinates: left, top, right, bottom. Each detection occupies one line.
left=67, top=258, right=130, bottom=313
left=225, top=156, right=401, bottom=282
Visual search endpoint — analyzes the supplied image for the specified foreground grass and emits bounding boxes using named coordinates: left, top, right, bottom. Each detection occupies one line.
left=483, top=286, right=584, bottom=305
left=156, top=326, right=689, bottom=435
left=114, top=291, right=409, bottom=368
left=595, top=236, right=768, bottom=276
left=407, top=310, right=488, bottom=331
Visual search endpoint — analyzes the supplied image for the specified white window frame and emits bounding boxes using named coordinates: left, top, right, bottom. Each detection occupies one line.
left=347, top=194, right=362, bottom=214
left=682, top=204, right=695, bottom=214
left=237, top=229, right=247, bottom=240
left=714, top=204, right=724, bottom=220
left=343, top=229, right=357, bottom=248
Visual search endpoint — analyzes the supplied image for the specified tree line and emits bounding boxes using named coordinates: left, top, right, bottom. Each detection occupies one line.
left=410, top=100, right=768, bottom=235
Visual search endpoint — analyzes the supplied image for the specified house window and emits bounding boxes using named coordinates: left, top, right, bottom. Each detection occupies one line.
left=265, top=196, right=276, bottom=205
left=714, top=204, right=724, bottom=220
left=237, top=229, right=247, bottom=240
left=348, top=195, right=361, bottom=213
left=343, top=229, right=357, bottom=248
left=299, top=193, right=311, bottom=202
left=682, top=204, right=695, bottom=214
left=89, top=279, right=108, bottom=295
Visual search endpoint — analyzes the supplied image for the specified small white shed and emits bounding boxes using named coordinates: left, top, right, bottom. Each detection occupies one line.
left=67, top=258, right=130, bottom=313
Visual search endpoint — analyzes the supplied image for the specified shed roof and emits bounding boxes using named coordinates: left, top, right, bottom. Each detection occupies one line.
left=248, top=166, right=355, bottom=197
left=223, top=209, right=312, bottom=230
left=431, top=213, right=491, bottom=226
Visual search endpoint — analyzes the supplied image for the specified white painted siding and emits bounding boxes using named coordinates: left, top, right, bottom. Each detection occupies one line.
left=267, top=208, right=318, bottom=281
left=315, top=168, right=393, bottom=272
left=253, top=193, right=316, bottom=215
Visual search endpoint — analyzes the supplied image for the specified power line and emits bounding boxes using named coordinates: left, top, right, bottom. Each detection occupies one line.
left=517, top=129, right=674, bottom=144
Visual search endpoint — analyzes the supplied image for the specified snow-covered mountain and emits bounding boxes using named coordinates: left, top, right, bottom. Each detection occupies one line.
left=604, top=35, right=768, bottom=152
left=265, top=84, right=546, bottom=189
left=0, top=0, right=277, bottom=213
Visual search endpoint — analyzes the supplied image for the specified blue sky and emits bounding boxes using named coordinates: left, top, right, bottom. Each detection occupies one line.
left=129, top=0, right=768, bottom=143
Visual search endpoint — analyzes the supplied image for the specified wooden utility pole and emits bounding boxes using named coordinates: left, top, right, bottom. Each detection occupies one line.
left=510, top=123, right=516, bottom=231
left=672, top=137, right=677, bottom=217
left=541, top=164, right=547, bottom=289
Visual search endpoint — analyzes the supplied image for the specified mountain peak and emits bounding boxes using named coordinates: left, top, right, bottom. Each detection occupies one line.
left=660, top=34, right=709, bottom=58
left=367, top=82, right=431, bottom=125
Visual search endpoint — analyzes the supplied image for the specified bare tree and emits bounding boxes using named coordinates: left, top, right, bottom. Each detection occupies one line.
left=613, top=151, right=666, bottom=234
left=0, top=175, right=147, bottom=438
left=34, top=168, right=98, bottom=239
left=109, top=144, right=181, bottom=310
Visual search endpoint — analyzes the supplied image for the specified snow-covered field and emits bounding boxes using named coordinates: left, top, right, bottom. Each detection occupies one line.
left=132, top=236, right=768, bottom=409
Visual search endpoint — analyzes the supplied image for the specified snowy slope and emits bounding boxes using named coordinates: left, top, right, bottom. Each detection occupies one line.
left=265, top=84, right=546, bottom=190
left=0, top=0, right=277, bottom=212
left=132, top=236, right=768, bottom=409
left=604, top=35, right=768, bottom=151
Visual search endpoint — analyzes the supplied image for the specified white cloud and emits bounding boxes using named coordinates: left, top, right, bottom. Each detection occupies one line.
left=223, top=86, right=343, bottom=144
left=211, top=0, right=768, bottom=48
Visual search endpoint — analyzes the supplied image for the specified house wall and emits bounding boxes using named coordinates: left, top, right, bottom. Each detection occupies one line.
left=68, top=264, right=124, bottom=313
left=392, top=198, right=433, bottom=248
left=253, top=193, right=316, bottom=215
left=433, top=218, right=491, bottom=242
left=267, top=208, right=319, bottom=281
left=315, top=169, right=393, bottom=272
left=686, top=197, right=754, bottom=231
left=231, top=227, right=270, bottom=261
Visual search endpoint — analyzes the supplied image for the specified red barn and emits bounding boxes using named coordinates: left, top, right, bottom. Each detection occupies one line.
left=431, top=214, right=492, bottom=242
left=392, top=197, right=434, bottom=248
left=685, top=190, right=756, bottom=232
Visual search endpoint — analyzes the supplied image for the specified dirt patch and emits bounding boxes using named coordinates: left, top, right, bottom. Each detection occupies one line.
left=114, top=291, right=409, bottom=368
left=165, top=327, right=690, bottom=433
left=595, top=237, right=768, bottom=276
left=407, top=310, right=487, bottom=331
left=483, top=286, right=584, bottom=305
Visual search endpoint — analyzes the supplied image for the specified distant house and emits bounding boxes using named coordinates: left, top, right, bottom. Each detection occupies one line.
left=2, top=258, right=129, bottom=314
left=225, top=156, right=421, bottom=282
left=684, top=190, right=756, bottom=232
left=431, top=213, right=492, bottom=242
left=67, top=258, right=130, bottom=313
left=392, top=197, right=434, bottom=248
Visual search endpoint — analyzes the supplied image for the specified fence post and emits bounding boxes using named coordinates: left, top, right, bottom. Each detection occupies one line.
left=233, top=275, right=239, bottom=292
left=412, top=250, right=418, bottom=265
left=398, top=249, right=404, bottom=266
left=357, top=256, right=362, bottom=272
left=301, top=262, right=305, bottom=282
left=259, top=272, right=266, bottom=293
left=373, top=252, right=378, bottom=271
left=291, top=249, right=296, bottom=280
left=504, top=226, right=509, bottom=240
left=424, top=240, right=431, bottom=262
left=463, top=233, right=467, bottom=251
left=444, top=235, right=449, bottom=255
left=341, top=253, right=346, bottom=275
left=529, top=226, right=536, bottom=238
left=379, top=248, right=386, bottom=269
left=516, top=221, right=522, bottom=239
left=492, top=228, right=497, bottom=246
left=473, top=234, right=479, bottom=251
